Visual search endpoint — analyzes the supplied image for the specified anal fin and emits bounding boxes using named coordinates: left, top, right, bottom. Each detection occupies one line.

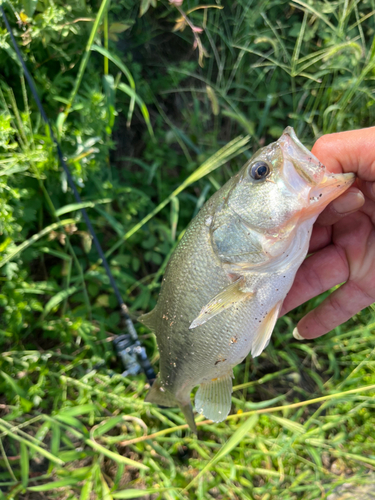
left=145, top=377, right=176, bottom=407
left=195, top=372, right=233, bottom=422
left=146, top=378, right=197, bottom=433
left=251, top=300, right=282, bottom=358
left=190, top=277, right=253, bottom=329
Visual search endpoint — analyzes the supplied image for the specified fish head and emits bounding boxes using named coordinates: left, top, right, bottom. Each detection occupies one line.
left=226, top=126, right=355, bottom=237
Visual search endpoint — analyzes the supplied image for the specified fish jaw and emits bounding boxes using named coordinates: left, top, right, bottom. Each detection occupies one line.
left=304, top=170, right=355, bottom=217
left=278, top=127, right=355, bottom=220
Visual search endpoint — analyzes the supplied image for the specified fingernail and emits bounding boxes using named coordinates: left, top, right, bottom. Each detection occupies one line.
left=331, top=191, right=365, bottom=215
left=293, top=327, right=304, bottom=340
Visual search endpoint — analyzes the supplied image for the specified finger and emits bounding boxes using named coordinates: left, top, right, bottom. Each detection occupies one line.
left=280, top=244, right=349, bottom=316
left=357, top=179, right=375, bottom=202
left=315, top=187, right=365, bottom=226
left=312, top=127, right=375, bottom=181
left=293, top=279, right=374, bottom=340
left=308, top=224, right=332, bottom=253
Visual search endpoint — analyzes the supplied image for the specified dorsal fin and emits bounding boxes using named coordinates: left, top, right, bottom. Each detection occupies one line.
left=138, top=308, right=158, bottom=331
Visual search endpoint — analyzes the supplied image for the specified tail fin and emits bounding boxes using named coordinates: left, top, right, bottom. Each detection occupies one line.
left=145, top=378, right=197, bottom=434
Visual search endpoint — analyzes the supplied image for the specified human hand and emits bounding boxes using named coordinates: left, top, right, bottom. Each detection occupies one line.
left=280, top=127, right=375, bottom=339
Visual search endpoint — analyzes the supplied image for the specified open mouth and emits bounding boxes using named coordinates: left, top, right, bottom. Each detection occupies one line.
left=278, top=127, right=356, bottom=219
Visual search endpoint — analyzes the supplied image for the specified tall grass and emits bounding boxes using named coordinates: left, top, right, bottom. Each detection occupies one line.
left=0, top=0, right=374, bottom=499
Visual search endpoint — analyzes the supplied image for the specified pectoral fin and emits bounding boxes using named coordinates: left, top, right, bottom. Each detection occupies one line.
left=251, top=301, right=282, bottom=358
left=195, top=372, right=233, bottom=422
left=189, top=277, right=253, bottom=329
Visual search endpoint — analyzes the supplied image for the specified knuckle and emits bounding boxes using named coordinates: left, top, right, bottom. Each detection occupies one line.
left=313, top=134, right=335, bottom=157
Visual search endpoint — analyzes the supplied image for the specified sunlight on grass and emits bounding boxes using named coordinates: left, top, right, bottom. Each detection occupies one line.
left=0, top=0, right=374, bottom=498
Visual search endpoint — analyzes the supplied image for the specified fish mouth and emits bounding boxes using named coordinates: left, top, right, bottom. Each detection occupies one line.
left=278, top=127, right=325, bottom=186
left=278, top=126, right=355, bottom=217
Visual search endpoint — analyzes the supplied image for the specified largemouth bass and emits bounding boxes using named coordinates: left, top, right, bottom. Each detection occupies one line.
left=140, top=127, right=354, bottom=433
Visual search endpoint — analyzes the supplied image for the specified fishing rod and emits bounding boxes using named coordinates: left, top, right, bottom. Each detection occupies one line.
left=0, top=5, right=155, bottom=383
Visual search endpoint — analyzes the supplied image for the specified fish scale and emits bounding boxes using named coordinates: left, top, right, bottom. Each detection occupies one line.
left=140, top=127, right=355, bottom=433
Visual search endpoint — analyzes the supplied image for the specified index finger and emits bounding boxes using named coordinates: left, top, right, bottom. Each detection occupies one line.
left=312, top=127, right=375, bottom=181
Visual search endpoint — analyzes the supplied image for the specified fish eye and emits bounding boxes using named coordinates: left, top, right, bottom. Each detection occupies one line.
left=249, top=161, right=271, bottom=180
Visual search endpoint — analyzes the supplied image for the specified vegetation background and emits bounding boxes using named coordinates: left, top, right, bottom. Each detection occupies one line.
left=0, top=0, right=375, bottom=498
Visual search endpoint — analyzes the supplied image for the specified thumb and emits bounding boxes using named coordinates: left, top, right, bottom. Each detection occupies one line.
left=316, top=187, right=364, bottom=227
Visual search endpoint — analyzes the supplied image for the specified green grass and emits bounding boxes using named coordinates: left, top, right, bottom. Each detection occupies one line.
left=0, top=0, right=374, bottom=498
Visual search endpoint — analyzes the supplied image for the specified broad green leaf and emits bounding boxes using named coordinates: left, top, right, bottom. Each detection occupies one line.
left=21, top=0, right=38, bottom=17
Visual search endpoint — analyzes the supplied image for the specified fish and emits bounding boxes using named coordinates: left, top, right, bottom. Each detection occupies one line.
left=140, top=127, right=355, bottom=433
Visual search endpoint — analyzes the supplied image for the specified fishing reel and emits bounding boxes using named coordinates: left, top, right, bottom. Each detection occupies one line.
left=112, top=334, right=155, bottom=383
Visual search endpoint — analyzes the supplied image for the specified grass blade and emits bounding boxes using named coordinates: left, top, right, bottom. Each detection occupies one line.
left=0, top=218, right=76, bottom=268
left=0, top=421, right=64, bottom=465
left=62, top=0, right=111, bottom=124
left=184, top=414, right=259, bottom=490
left=117, top=82, right=154, bottom=139
left=43, top=285, right=81, bottom=316
left=291, top=0, right=336, bottom=31
left=28, top=478, right=81, bottom=491
left=85, top=439, right=149, bottom=470
left=91, top=44, right=136, bottom=126
left=55, top=199, right=111, bottom=217
left=113, top=489, right=173, bottom=499
left=20, top=443, right=29, bottom=488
